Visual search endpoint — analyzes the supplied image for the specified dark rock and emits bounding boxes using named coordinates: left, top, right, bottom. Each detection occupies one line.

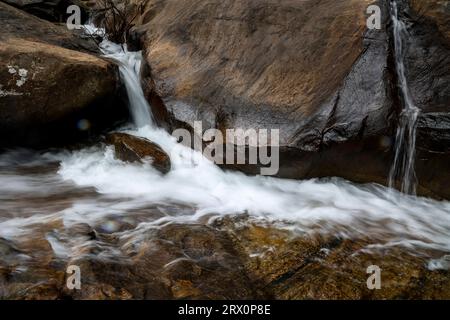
left=401, top=0, right=450, bottom=153
left=388, top=0, right=450, bottom=198
left=1, top=0, right=90, bottom=23
left=95, top=0, right=449, bottom=199
left=132, top=0, right=394, bottom=149
left=105, top=132, right=171, bottom=174
left=0, top=2, right=128, bottom=148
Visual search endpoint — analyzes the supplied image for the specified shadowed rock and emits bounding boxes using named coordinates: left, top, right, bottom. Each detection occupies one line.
left=0, top=2, right=128, bottom=148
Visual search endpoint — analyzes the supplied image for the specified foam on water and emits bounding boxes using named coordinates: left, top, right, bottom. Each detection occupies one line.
left=54, top=130, right=450, bottom=252
left=0, top=34, right=449, bottom=270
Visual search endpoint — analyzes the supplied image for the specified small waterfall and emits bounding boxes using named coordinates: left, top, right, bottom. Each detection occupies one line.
left=388, top=0, right=420, bottom=195
left=100, top=41, right=154, bottom=128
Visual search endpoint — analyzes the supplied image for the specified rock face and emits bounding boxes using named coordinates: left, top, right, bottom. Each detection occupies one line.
left=132, top=0, right=393, bottom=149
left=0, top=2, right=127, bottom=148
left=117, top=0, right=450, bottom=198
left=128, top=0, right=397, bottom=181
left=392, top=0, right=450, bottom=198
left=105, top=132, right=171, bottom=174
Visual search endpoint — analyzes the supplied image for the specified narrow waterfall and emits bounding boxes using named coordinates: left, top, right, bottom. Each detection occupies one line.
left=388, top=0, right=420, bottom=195
left=100, top=41, right=154, bottom=128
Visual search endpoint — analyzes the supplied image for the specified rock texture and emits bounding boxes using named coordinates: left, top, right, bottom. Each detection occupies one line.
left=125, top=0, right=398, bottom=186
left=115, top=0, right=450, bottom=198
left=392, top=0, right=450, bottom=198
left=105, top=132, right=171, bottom=174
left=402, top=0, right=450, bottom=149
left=2, top=215, right=450, bottom=300
left=132, top=0, right=393, bottom=149
left=0, top=2, right=127, bottom=148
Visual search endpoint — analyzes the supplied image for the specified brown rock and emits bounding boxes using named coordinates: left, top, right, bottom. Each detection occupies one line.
left=0, top=2, right=127, bottom=148
left=2, top=214, right=450, bottom=300
left=131, top=0, right=392, bottom=148
left=214, top=216, right=450, bottom=300
left=105, top=132, right=171, bottom=173
left=410, top=0, right=450, bottom=42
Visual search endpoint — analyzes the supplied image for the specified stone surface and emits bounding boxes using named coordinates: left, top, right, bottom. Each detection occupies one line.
left=2, top=215, right=450, bottom=300
left=131, top=0, right=394, bottom=150
left=105, top=132, right=171, bottom=174
left=396, top=0, right=450, bottom=199
left=116, top=0, right=450, bottom=199
left=0, top=2, right=127, bottom=148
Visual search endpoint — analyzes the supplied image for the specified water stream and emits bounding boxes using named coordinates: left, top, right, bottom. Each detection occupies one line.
left=388, top=0, right=420, bottom=195
left=0, top=19, right=449, bottom=290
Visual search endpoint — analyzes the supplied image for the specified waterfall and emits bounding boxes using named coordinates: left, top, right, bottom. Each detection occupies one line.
left=388, top=0, right=420, bottom=195
left=0, top=23, right=449, bottom=276
left=100, top=41, right=154, bottom=128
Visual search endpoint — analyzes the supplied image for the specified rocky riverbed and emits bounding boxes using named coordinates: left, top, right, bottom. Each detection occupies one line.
left=0, top=0, right=449, bottom=300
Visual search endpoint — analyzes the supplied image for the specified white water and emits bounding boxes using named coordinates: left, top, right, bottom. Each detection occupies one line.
left=101, top=41, right=154, bottom=127
left=0, top=31, right=449, bottom=270
left=388, top=0, right=420, bottom=195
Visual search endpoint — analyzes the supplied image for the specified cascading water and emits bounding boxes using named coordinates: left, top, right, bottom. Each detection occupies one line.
left=388, top=0, right=420, bottom=195
left=0, top=23, right=450, bottom=292
left=101, top=41, right=154, bottom=128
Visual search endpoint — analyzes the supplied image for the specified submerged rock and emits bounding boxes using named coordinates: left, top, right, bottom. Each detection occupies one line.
left=2, top=0, right=90, bottom=23
left=2, top=214, right=450, bottom=300
left=105, top=132, right=171, bottom=174
left=0, top=2, right=128, bottom=148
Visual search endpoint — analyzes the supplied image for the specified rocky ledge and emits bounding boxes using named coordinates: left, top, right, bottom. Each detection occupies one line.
left=0, top=1, right=128, bottom=148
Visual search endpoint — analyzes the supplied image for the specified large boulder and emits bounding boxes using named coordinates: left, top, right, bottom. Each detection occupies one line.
left=119, top=0, right=450, bottom=198
left=132, top=0, right=393, bottom=149
left=390, top=0, right=450, bottom=198
left=124, top=0, right=397, bottom=185
left=0, top=2, right=127, bottom=148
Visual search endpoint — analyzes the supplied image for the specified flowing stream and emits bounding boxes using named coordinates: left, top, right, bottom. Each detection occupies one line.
left=0, top=24, right=450, bottom=283
left=388, top=0, right=420, bottom=195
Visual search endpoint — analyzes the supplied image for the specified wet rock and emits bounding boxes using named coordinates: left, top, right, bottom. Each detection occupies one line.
left=130, top=0, right=393, bottom=149
left=109, top=0, right=402, bottom=194
left=390, top=0, right=450, bottom=199
left=105, top=0, right=450, bottom=199
left=155, top=223, right=264, bottom=299
left=2, top=214, right=450, bottom=299
left=0, top=2, right=128, bottom=148
left=105, top=132, right=171, bottom=174
left=214, top=217, right=450, bottom=299
left=399, top=0, right=450, bottom=128
left=58, top=223, right=262, bottom=300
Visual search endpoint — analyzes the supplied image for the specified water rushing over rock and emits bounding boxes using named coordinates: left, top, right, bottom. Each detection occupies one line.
left=100, top=41, right=154, bottom=128
left=0, top=16, right=450, bottom=299
left=388, top=0, right=420, bottom=195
